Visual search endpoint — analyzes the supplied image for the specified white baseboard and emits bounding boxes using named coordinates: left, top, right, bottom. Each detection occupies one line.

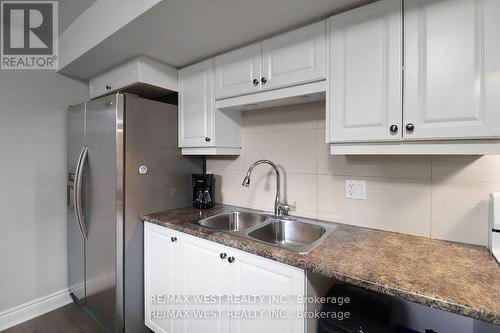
left=0, top=288, right=72, bottom=331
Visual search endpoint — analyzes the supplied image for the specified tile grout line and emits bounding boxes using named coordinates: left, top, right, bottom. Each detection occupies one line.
left=315, top=105, right=323, bottom=220
left=210, top=168, right=434, bottom=183
left=315, top=123, right=320, bottom=220
left=430, top=157, right=433, bottom=240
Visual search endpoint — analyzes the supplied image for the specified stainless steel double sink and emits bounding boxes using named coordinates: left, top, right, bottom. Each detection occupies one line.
left=193, top=210, right=335, bottom=253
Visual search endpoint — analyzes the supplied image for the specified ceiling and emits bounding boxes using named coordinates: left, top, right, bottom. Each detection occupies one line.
left=59, top=0, right=375, bottom=79
left=58, top=0, right=98, bottom=34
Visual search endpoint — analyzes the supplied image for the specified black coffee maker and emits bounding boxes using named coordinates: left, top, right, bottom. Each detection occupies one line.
left=192, top=158, right=215, bottom=209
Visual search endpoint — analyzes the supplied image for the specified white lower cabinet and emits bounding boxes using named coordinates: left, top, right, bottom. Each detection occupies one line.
left=229, top=250, right=305, bottom=333
left=179, top=234, right=227, bottom=333
left=144, top=223, right=183, bottom=333
left=144, top=222, right=305, bottom=333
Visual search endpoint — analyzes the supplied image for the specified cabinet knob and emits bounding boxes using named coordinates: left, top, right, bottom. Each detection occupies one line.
left=405, top=123, right=415, bottom=132
left=205, top=137, right=211, bottom=142
left=261, top=77, right=267, bottom=84
left=105, top=85, right=111, bottom=90
left=220, top=253, right=227, bottom=260
left=171, top=237, right=177, bottom=242
left=227, top=256, right=235, bottom=263
left=389, top=125, right=398, bottom=134
left=252, top=79, right=259, bottom=86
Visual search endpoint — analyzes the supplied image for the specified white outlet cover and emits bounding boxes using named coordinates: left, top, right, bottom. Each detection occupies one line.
left=345, top=180, right=366, bottom=200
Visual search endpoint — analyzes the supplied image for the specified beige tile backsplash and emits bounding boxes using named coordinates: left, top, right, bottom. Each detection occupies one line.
left=207, top=102, right=500, bottom=246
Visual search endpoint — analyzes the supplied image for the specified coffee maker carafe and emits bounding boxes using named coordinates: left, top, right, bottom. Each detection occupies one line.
left=192, top=173, right=214, bottom=209
left=193, top=158, right=214, bottom=209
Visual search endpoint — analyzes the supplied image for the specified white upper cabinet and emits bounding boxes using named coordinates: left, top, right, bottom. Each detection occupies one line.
left=329, top=0, right=403, bottom=143
left=215, top=21, right=327, bottom=100
left=178, top=59, right=214, bottom=147
left=215, top=43, right=261, bottom=100
left=404, top=0, right=500, bottom=140
left=89, top=57, right=178, bottom=99
left=261, top=21, right=326, bottom=91
left=178, top=59, right=241, bottom=155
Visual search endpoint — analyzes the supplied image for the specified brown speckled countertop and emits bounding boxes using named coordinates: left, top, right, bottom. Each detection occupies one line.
left=141, top=204, right=500, bottom=325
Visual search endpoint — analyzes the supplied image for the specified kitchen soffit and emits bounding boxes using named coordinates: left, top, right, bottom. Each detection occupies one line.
left=58, top=0, right=376, bottom=79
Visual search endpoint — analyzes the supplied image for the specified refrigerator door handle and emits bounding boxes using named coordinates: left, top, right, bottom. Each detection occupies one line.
left=74, top=146, right=88, bottom=239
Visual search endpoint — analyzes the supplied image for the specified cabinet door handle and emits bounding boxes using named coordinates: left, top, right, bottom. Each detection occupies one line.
left=252, top=79, right=259, bottom=86
left=171, top=237, right=177, bottom=242
left=261, top=77, right=267, bottom=84
left=389, top=125, right=398, bottom=134
left=227, top=256, right=235, bottom=263
left=105, top=85, right=111, bottom=90
left=405, top=123, right=415, bottom=132
left=205, top=137, right=211, bottom=142
left=220, top=253, right=227, bottom=260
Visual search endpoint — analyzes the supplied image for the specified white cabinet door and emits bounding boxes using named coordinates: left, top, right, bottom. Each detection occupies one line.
left=180, top=235, right=228, bottom=333
left=215, top=43, right=261, bottom=99
left=144, top=223, right=182, bottom=333
left=262, top=21, right=326, bottom=91
left=329, top=0, right=403, bottom=143
left=145, top=226, right=305, bottom=333
left=404, top=0, right=500, bottom=140
left=178, top=59, right=214, bottom=147
left=229, top=248, right=305, bottom=333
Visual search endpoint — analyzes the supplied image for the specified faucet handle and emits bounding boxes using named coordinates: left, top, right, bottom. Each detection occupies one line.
left=278, top=201, right=290, bottom=215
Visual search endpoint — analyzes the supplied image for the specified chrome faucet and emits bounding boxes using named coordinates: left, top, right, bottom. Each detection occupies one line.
left=242, top=159, right=290, bottom=217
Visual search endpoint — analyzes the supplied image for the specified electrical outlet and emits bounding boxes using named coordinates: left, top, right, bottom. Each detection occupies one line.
left=345, top=180, right=366, bottom=200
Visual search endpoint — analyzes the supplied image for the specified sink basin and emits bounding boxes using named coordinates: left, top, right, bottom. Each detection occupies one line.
left=196, top=211, right=267, bottom=231
left=248, top=219, right=326, bottom=251
left=194, top=209, right=334, bottom=253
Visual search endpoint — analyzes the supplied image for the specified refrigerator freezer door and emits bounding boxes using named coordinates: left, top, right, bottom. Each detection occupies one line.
left=85, top=94, right=124, bottom=333
left=123, top=95, right=200, bottom=332
left=67, top=103, right=86, bottom=302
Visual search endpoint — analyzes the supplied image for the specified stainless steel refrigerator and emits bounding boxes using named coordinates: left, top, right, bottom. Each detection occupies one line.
left=67, top=93, right=200, bottom=332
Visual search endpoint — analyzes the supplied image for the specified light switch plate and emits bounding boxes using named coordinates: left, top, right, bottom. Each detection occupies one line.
left=345, top=180, right=366, bottom=200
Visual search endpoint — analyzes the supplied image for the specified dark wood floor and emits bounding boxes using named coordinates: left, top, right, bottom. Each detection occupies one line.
left=1, top=303, right=106, bottom=333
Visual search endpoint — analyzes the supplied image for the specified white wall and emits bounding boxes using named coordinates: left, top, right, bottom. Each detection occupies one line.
left=0, top=71, right=88, bottom=312
left=207, top=102, right=500, bottom=246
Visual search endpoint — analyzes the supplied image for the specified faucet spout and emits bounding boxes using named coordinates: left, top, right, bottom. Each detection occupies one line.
left=242, top=175, right=251, bottom=187
left=241, top=159, right=289, bottom=217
